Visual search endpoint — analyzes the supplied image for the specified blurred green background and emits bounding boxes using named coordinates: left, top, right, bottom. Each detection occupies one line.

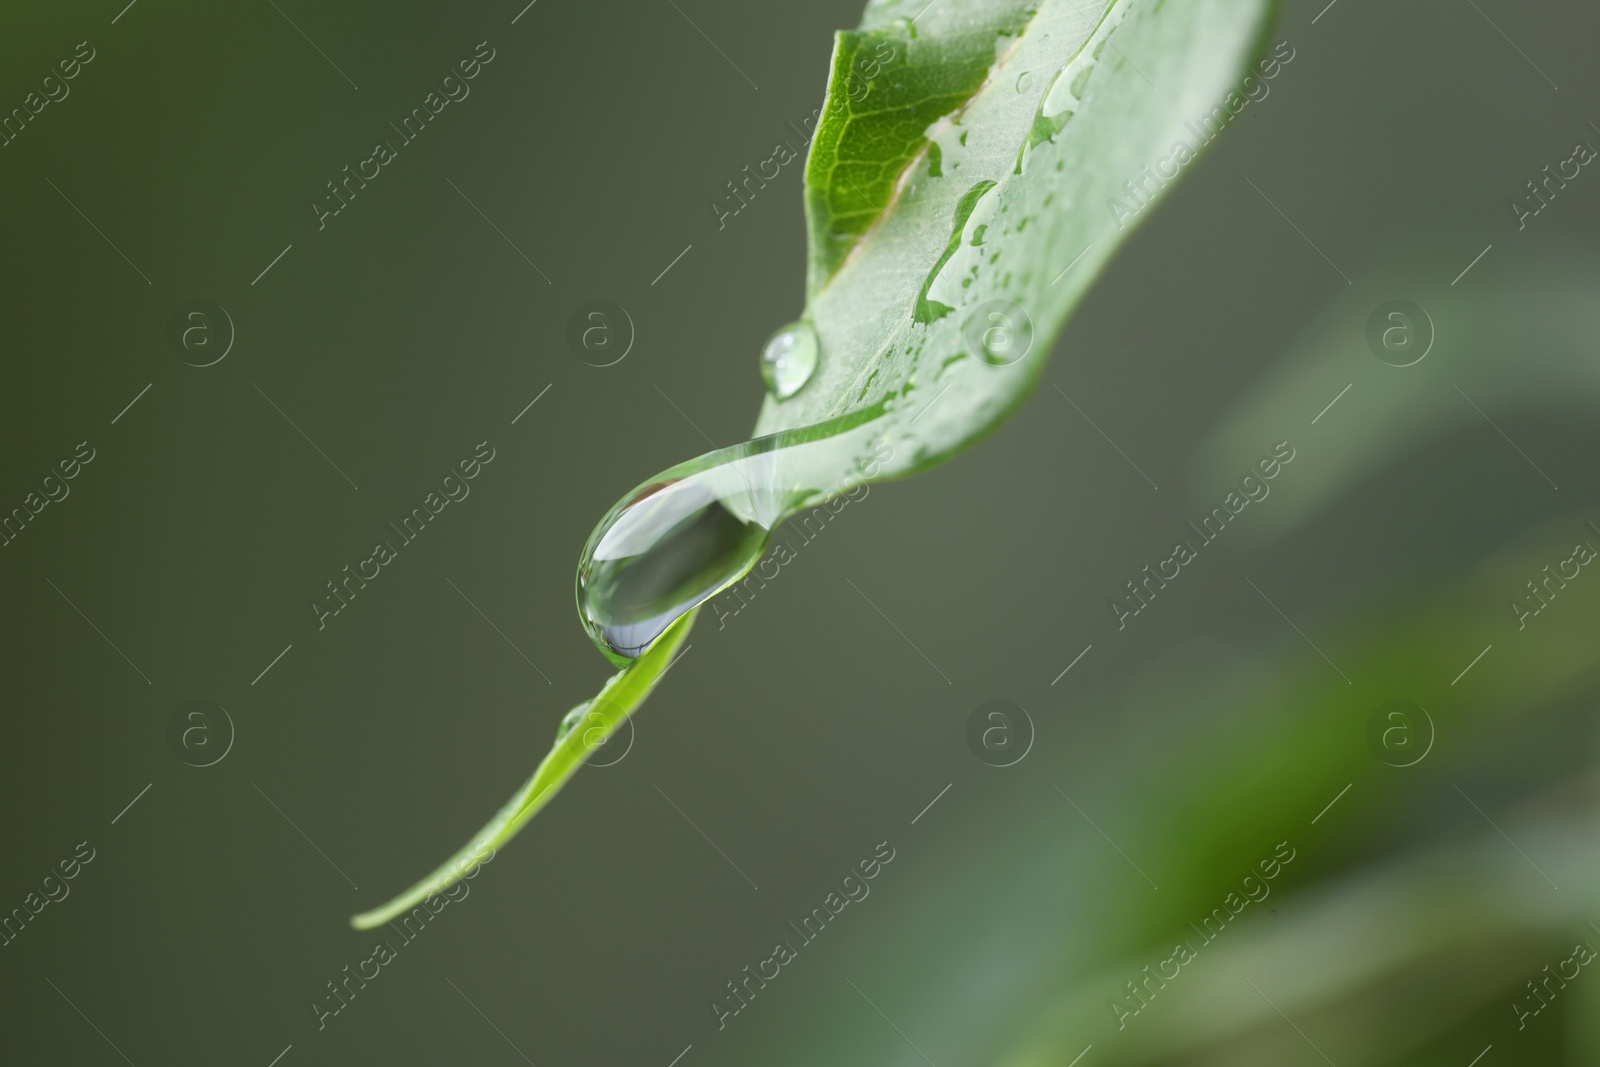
left=3, top=0, right=1600, bottom=1064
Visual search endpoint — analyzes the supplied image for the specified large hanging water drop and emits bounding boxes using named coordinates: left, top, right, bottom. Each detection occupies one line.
left=576, top=407, right=888, bottom=665
left=760, top=321, right=819, bottom=400
left=577, top=475, right=770, bottom=666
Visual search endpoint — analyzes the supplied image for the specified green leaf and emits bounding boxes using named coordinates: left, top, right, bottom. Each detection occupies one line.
left=762, top=0, right=1279, bottom=475
left=751, top=519, right=1600, bottom=1066
left=355, top=0, right=1278, bottom=921
left=350, top=610, right=694, bottom=929
left=803, top=2, right=1037, bottom=295
left=1200, top=257, right=1600, bottom=540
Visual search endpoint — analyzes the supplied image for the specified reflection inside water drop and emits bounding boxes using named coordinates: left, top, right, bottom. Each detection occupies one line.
left=576, top=407, right=889, bottom=665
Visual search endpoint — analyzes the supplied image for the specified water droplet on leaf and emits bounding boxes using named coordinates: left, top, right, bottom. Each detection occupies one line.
left=760, top=320, right=819, bottom=400
left=577, top=410, right=889, bottom=664
left=555, top=705, right=586, bottom=741
left=1014, top=2, right=1132, bottom=176
left=916, top=180, right=1000, bottom=323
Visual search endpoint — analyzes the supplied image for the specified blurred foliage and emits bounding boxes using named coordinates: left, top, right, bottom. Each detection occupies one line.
left=753, top=250, right=1600, bottom=1065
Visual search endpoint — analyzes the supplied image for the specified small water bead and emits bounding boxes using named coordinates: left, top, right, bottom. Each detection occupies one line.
left=555, top=705, right=586, bottom=741
left=760, top=320, right=819, bottom=400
